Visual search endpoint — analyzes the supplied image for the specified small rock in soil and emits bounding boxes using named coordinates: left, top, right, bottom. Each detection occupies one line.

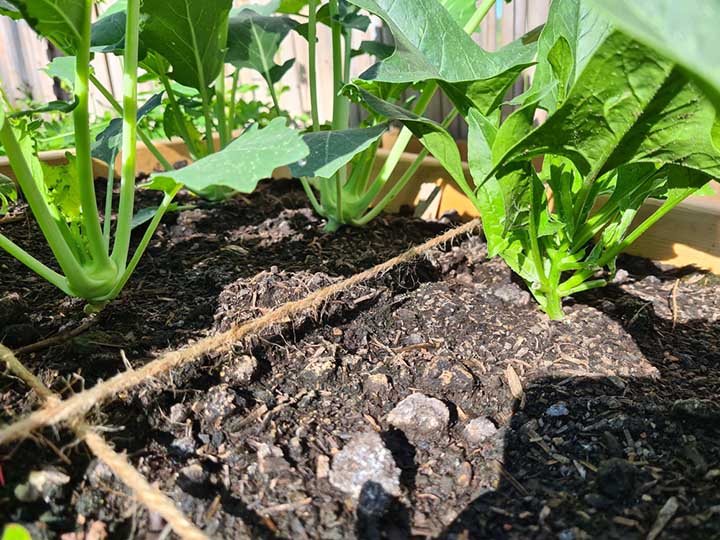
left=671, top=398, right=720, bottom=422
left=364, top=373, right=391, bottom=395
left=422, top=357, right=474, bottom=391
left=257, top=443, right=290, bottom=475
left=595, top=458, right=637, bottom=499
left=457, top=461, right=473, bottom=488
left=220, top=354, right=257, bottom=385
left=300, top=356, right=336, bottom=384
left=462, top=417, right=498, bottom=446
left=316, top=455, right=330, bottom=479
left=193, top=384, right=235, bottom=428
left=169, top=403, right=189, bottom=424
left=0, top=293, right=29, bottom=326
left=387, top=393, right=450, bottom=440
left=492, top=283, right=531, bottom=306
left=14, top=469, right=70, bottom=502
left=546, top=402, right=570, bottom=417
left=328, top=431, right=401, bottom=500
left=179, top=463, right=207, bottom=485
left=169, top=436, right=197, bottom=458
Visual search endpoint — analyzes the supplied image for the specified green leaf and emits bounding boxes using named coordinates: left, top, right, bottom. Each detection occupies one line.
left=131, top=203, right=193, bottom=229
left=348, top=87, right=466, bottom=186
left=234, top=1, right=280, bottom=16
left=277, top=0, right=306, bottom=14
left=162, top=105, right=205, bottom=157
left=43, top=55, right=76, bottom=88
left=526, top=0, right=610, bottom=111
left=289, top=123, right=387, bottom=179
left=347, top=0, right=536, bottom=84
left=92, top=92, right=164, bottom=165
left=150, top=117, right=309, bottom=196
left=0, top=172, right=17, bottom=215
left=0, top=0, right=21, bottom=19
left=140, top=0, right=232, bottom=90
left=588, top=0, right=720, bottom=111
left=5, top=0, right=85, bottom=53
left=438, top=0, right=477, bottom=27
left=226, top=9, right=298, bottom=84
left=492, top=31, right=676, bottom=179
left=41, top=153, right=82, bottom=226
left=90, top=9, right=127, bottom=53
left=351, top=40, right=394, bottom=60
left=9, top=97, right=79, bottom=118
left=1, top=524, right=32, bottom=540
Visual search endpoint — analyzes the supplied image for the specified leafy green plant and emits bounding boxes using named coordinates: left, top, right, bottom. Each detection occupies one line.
left=363, top=0, right=720, bottom=319
left=0, top=0, right=307, bottom=307
left=289, top=0, right=537, bottom=231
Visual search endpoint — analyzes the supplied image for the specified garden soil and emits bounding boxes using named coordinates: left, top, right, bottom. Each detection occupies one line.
left=1, top=180, right=719, bottom=540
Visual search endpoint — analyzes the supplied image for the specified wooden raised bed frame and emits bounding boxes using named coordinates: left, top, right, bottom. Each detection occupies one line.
left=2, top=135, right=719, bottom=274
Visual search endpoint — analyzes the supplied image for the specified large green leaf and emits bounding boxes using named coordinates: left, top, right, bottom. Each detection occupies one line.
left=492, top=31, right=676, bottom=179
left=5, top=0, right=85, bottom=53
left=92, top=93, right=164, bottom=165
left=140, top=0, right=232, bottom=90
left=588, top=0, right=720, bottom=111
left=439, top=0, right=476, bottom=27
left=526, top=0, right=610, bottom=112
left=150, top=118, right=308, bottom=194
left=226, top=9, right=297, bottom=84
left=347, top=0, right=536, bottom=84
left=289, top=123, right=387, bottom=179
left=0, top=0, right=21, bottom=19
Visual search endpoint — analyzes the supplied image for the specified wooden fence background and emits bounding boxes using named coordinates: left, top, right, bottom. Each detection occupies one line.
left=0, top=0, right=550, bottom=138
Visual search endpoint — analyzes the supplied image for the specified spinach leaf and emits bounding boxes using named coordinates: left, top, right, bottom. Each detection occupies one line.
left=140, top=0, right=232, bottom=91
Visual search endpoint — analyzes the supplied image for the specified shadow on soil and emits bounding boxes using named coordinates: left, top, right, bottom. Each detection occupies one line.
left=438, top=276, right=720, bottom=539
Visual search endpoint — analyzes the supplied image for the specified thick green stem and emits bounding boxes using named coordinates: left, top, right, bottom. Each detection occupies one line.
left=559, top=188, right=697, bottom=294
left=74, top=0, right=108, bottom=267
left=103, top=155, right=115, bottom=248
left=104, top=186, right=181, bottom=300
left=215, top=69, right=229, bottom=148
left=158, top=74, right=201, bottom=157
left=0, top=233, right=72, bottom=295
left=300, top=177, right=325, bottom=216
left=329, top=0, right=348, bottom=132
left=0, top=119, right=80, bottom=279
left=228, top=69, right=240, bottom=131
left=353, top=147, right=430, bottom=226
left=372, top=0, right=493, bottom=187
left=111, top=0, right=141, bottom=271
left=89, top=74, right=173, bottom=171
left=308, top=0, right=320, bottom=130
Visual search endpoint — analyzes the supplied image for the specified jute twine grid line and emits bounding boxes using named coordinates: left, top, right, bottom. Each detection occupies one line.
left=0, top=344, right=209, bottom=540
left=0, top=220, right=480, bottom=538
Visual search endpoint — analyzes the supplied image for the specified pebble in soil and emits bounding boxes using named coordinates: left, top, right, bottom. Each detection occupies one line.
left=1, top=181, right=719, bottom=539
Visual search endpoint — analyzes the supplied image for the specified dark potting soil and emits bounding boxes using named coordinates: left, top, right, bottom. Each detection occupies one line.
left=0, top=180, right=719, bottom=540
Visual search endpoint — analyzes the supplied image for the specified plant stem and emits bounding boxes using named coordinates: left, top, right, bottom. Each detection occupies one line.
left=103, top=154, right=116, bottom=248
left=74, top=0, right=108, bottom=267
left=104, top=186, right=181, bottom=300
left=215, top=69, right=229, bottom=148
left=300, top=177, right=325, bottom=216
left=89, top=74, right=173, bottom=171
left=308, top=0, right=320, bottom=131
left=158, top=74, right=202, bottom=158
left=559, top=188, right=697, bottom=294
left=228, top=69, right=240, bottom=132
left=328, top=0, right=348, bottom=225
left=266, top=77, right=282, bottom=115
left=371, top=0, right=493, bottom=188
left=0, top=121, right=98, bottom=293
left=0, top=233, right=72, bottom=295
left=111, top=0, right=141, bottom=272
